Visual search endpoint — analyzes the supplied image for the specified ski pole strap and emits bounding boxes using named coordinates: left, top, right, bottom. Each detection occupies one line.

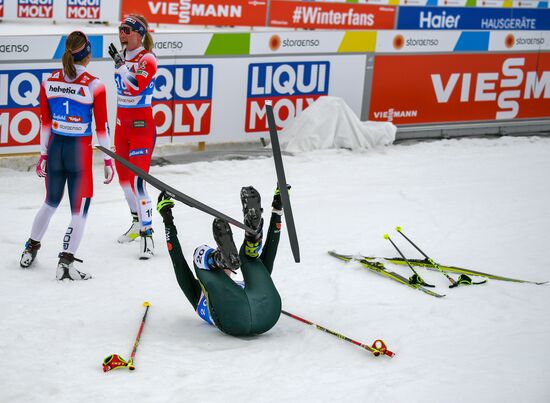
left=102, top=354, right=128, bottom=372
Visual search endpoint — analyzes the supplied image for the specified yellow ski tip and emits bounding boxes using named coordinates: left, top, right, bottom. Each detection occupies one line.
left=395, top=226, right=402, bottom=232
left=383, top=234, right=389, bottom=239
left=143, top=301, right=151, bottom=307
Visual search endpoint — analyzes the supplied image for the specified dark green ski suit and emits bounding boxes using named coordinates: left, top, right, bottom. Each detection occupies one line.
left=163, top=212, right=282, bottom=336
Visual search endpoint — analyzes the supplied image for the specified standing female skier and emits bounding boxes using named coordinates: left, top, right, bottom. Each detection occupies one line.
left=20, top=31, right=114, bottom=280
left=156, top=186, right=287, bottom=336
left=108, top=14, right=158, bottom=259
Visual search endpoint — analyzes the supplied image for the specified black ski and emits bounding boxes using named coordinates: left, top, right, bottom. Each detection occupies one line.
left=96, top=145, right=256, bottom=234
left=265, top=101, right=300, bottom=263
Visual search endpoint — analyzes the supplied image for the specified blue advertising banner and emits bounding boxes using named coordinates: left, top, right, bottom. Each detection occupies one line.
left=397, top=6, right=550, bottom=30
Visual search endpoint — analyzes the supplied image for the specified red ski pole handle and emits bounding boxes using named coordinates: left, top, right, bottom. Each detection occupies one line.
left=371, top=339, right=395, bottom=358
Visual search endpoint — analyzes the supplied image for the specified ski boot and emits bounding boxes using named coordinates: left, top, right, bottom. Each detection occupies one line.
left=211, top=218, right=240, bottom=271
left=20, top=238, right=41, bottom=268
left=56, top=252, right=91, bottom=281
left=240, top=186, right=263, bottom=257
left=117, top=213, right=140, bottom=243
left=139, top=228, right=155, bottom=260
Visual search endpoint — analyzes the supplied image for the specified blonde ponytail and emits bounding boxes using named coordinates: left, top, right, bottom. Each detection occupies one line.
left=133, top=14, right=154, bottom=51
left=143, top=32, right=154, bottom=52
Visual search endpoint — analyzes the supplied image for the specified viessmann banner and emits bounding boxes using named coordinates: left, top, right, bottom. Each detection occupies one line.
left=397, top=6, right=550, bottom=30
left=369, top=53, right=550, bottom=124
left=268, top=0, right=396, bottom=30
left=120, top=0, right=268, bottom=27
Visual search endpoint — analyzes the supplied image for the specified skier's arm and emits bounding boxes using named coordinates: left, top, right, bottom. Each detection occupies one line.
left=90, top=79, right=111, bottom=160
left=158, top=195, right=202, bottom=309
left=116, top=53, right=157, bottom=96
left=260, top=212, right=282, bottom=275
left=39, top=81, right=52, bottom=156
left=260, top=187, right=287, bottom=274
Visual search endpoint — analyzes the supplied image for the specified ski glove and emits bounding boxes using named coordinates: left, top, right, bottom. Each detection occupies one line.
left=272, top=184, right=291, bottom=212
left=103, top=159, right=114, bottom=184
left=36, top=154, right=47, bottom=178
left=108, top=43, right=125, bottom=69
left=157, top=192, right=175, bottom=224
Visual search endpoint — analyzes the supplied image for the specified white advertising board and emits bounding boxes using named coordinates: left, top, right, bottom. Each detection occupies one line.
left=0, top=52, right=368, bottom=154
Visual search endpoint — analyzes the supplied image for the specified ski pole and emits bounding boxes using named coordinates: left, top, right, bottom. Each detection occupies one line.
left=395, top=227, right=458, bottom=287
left=281, top=310, right=394, bottom=358
left=103, top=301, right=151, bottom=372
left=395, top=227, right=481, bottom=288
left=384, top=234, right=435, bottom=287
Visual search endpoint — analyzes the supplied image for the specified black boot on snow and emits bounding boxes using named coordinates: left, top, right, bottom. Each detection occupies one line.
left=20, top=238, right=41, bottom=268
left=56, top=252, right=91, bottom=281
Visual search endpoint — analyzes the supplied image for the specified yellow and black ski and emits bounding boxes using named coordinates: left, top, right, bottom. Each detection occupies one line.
left=360, top=256, right=547, bottom=285
left=328, top=251, right=445, bottom=298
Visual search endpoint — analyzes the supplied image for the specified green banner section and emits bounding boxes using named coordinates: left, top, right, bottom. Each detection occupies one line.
left=205, top=33, right=250, bottom=55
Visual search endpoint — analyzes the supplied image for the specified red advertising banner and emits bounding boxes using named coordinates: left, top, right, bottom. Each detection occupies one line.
left=0, top=0, right=4, bottom=19
left=369, top=53, right=550, bottom=124
left=17, top=0, right=53, bottom=19
left=121, top=0, right=267, bottom=27
left=66, top=0, right=102, bottom=20
left=268, top=0, right=396, bottom=30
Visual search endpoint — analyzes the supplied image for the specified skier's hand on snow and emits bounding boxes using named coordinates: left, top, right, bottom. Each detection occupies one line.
left=157, top=192, right=175, bottom=224
left=272, top=184, right=291, bottom=213
left=103, top=159, right=114, bottom=184
left=36, top=154, right=47, bottom=178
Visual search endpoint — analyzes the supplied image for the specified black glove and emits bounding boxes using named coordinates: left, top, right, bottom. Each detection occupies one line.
left=272, top=184, right=291, bottom=211
left=157, top=192, right=175, bottom=224
left=108, top=43, right=125, bottom=69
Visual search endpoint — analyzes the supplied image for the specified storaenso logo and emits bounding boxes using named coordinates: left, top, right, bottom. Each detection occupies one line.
left=49, top=85, right=76, bottom=94
left=517, top=37, right=544, bottom=46
left=154, top=41, right=184, bottom=50
left=406, top=38, right=439, bottom=47
left=282, top=38, right=320, bottom=48
left=0, top=44, right=30, bottom=53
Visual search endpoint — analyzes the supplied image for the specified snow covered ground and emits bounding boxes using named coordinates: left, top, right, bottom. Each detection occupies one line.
left=1, top=136, right=549, bottom=403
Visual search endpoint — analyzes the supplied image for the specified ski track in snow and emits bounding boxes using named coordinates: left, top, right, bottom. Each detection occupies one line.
left=1, top=136, right=549, bottom=403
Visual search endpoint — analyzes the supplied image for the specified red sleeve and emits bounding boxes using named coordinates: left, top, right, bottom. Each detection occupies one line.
left=39, top=81, right=52, bottom=155
left=91, top=80, right=111, bottom=158
left=117, top=53, right=157, bottom=96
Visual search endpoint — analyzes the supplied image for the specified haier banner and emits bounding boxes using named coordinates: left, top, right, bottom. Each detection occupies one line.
left=397, top=6, right=550, bottom=30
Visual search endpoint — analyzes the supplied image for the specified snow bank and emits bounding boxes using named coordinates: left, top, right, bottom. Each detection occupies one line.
left=280, top=96, right=396, bottom=153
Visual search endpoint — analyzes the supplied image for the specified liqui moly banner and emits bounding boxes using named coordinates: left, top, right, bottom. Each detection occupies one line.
left=245, top=61, right=330, bottom=132
left=121, top=0, right=268, bottom=27
left=153, top=64, right=214, bottom=137
left=0, top=68, right=54, bottom=151
left=66, top=0, right=101, bottom=20
left=369, top=53, right=550, bottom=124
left=397, top=6, right=550, bottom=30
left=268, top=0, right=396, bottom=30
left=0, top=0, right=4, bottom=19
left=17, top=0, right=54, bottom=18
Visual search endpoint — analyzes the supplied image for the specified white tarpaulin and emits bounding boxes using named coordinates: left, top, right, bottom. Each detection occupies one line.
left=280, top=96, right=396, bottom=152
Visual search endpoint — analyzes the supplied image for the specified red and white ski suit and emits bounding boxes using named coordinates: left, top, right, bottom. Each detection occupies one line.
left=114, top=46, right=157, bottom=229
